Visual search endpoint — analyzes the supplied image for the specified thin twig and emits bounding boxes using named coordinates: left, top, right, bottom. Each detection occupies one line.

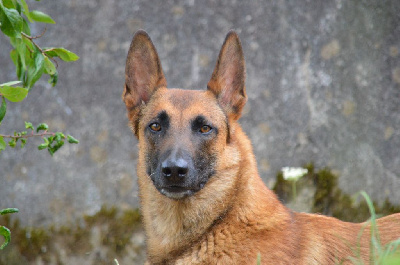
left=21, top=31, right=58, bottom=69
left=25, top=43, right=33, bottom=54
left=0, top=131, right=55, bottom=140
left=21, top=32, right=43, bottom=53
left=31, top=27, right=47, bottom=40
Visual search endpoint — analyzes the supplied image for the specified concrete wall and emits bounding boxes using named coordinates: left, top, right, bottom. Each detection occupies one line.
left=1, top=0, right=400, bottom=227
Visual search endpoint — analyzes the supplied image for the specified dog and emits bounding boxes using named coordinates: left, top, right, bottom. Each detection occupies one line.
left=122, top=30, right=400, bottom=264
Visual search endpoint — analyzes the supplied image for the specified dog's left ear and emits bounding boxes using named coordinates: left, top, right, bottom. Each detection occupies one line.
left=207, top=31, right=247, bottom=120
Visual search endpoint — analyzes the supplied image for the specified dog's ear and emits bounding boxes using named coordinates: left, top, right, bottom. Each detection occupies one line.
left=207, top=31, right=247, bottom=120
left=123, top=30, right=167, bottom=135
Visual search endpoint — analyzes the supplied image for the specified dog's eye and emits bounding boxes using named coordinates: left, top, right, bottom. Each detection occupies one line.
left=149, top=123, right=161, bottom=132
left=199, top=125, right=212, bottom=134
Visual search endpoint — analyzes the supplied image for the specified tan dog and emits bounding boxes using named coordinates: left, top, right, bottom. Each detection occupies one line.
left=122, top=30, right=400, bottom=264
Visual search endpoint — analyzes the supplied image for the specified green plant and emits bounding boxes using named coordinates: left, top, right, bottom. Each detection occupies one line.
left=0, top=208, right=18, bottom=249
left=256, top=253, right=261, bottom=265
left=346, top=191, right=400, bottom=265
left=0, top=0, right=79, bottom=250
left=281, top=167, right=308, bottom=200
left=0, top=0, right=79, bottom=155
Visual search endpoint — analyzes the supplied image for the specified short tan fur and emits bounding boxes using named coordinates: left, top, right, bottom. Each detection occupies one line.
left=123, top=30, right=400, bottom=265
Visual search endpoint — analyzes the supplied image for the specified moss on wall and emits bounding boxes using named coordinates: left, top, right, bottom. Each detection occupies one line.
left=273, top=163, right=400, bottom=223
left=0, top=206, right=144, bottom=265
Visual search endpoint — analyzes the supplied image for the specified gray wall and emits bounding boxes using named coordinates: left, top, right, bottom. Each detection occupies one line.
left=1, top=0, right=400, bottom=226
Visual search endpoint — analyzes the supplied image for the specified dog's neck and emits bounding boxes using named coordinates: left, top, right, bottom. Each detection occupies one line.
left=137, top=124, right=287, bottom=263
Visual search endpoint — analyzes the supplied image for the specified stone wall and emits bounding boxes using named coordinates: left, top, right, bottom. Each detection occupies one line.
left=1, top=0, right=400, bottom=227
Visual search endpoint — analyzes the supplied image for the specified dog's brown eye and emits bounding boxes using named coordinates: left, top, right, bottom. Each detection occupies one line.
left=200, top=125, right=212, bottom=134
left=150, top=123, right=161, bottom=132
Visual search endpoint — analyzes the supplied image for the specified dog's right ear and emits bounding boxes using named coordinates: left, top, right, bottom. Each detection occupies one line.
left=123, top=30, right=167, bottom=136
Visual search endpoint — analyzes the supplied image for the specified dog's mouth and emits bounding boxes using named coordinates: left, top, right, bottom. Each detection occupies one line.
left=158, top=182, right=206, bottom=200
left=159, top=186, right=196, bottom=199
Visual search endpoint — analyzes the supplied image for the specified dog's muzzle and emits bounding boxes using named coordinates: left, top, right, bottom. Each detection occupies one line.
left=150, top=151, right=207, bottom=200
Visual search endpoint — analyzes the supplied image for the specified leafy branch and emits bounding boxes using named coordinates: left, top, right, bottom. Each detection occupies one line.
left=0, top=0, right=79, bottom=154
left=0, top=122, right=79, bottom=155
left=0, top=208, right=18, bottom=250
left=0, top=0, right=79, bottom=249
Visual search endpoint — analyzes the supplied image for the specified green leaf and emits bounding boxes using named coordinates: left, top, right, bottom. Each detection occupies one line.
left=45, top=48, right=79, bottom=62
left=20, top=0, right=33, bottom=22
left=0, top=4, right=23, bottom=38
left=21, top=16, right=30, bottom=35
left=14, top=37, right=27, bottom=70
left=20, top=138, right=27, bottom=148
left=10, top=49, right=18, bottom=66
left=25, top=121, right=34, bottom=130
left=21, top=33, right=33, bottom=50
left=38, top=137, right=49, bottom=150
left=29, top=10, right=55, bottom=24
left=0, top=208, right=19, bottom=215
left=55, top=140, right=64, bottom=149
left=0, top=86, right=28, bottom=102
left=36, top=123, right=48, bottom=132
left=44, top=56, right=56, bottom=75
left=9, top=49, right=25, bottom=81
left=38, top=143, right=47, bottom=150
left=0, top=136, right=6, bottom=152
left=0, top=226, right=11, bottom=250
left=2, top=0, right=16, bottom=9
left=0, top=96, right=6, bottom=123
left=67, top=135, right=79, bottom=144
left=47, top=147, right=54, bottom=155
left=8, top=139, right=16, bottom=148
left=48, top=71, right=58, bottom=87
left=54, top=132, right=64, bottom=141
left=14, top=1, right=22, bottom=14
left=47, top=135, right=54, bottom=143
left=26, top=50, right=45, bottom=89
left=0, top=208, right=18, bottom=249
left=0, top=81, right=21, bottom=86
left=9, top=36, right=18, bottom=47
left=49, top=140, right=64, bottom=155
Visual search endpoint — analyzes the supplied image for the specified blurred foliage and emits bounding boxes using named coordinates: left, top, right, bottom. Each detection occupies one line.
left=0, top=0, right=79, bottom=155
left=0, top=0, right=79, bottom=250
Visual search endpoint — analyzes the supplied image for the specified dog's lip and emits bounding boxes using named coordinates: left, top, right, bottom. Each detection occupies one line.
left=159, top=186, right=196, bottom=200
left=161, top=185, right=194, bottom=193
left=158, top=181, right=207, bottom=194
left=154, top=180, right=209, bottom=199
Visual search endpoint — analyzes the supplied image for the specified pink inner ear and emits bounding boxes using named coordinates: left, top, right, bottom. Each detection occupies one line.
left=133, top=62, right=151, bottom=102
left=219, top=56, right=243, bottom=101
left=206, top=32, right=246, bottom=120
left=127, top=45, right=166, bottom=105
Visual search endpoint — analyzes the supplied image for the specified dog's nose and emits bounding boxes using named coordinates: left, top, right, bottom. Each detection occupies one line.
left=161, top=158, right=188, bottom=182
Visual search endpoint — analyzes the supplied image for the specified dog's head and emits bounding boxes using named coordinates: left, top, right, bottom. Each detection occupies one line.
left=123, top=30, right=246, bottom=200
